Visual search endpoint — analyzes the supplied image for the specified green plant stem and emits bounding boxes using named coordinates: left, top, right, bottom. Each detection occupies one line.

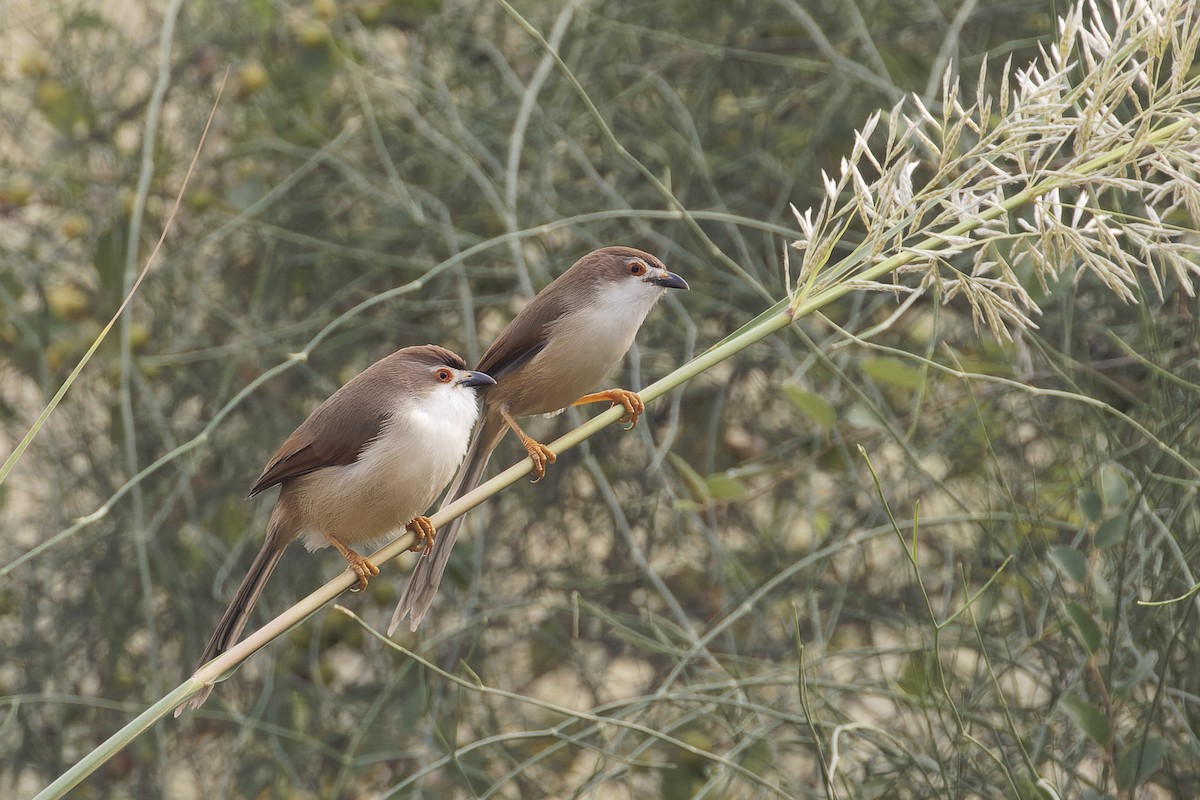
left=32, top=685, right=199, bottom=800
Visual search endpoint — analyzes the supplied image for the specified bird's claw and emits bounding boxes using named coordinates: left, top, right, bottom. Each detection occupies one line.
left=610, top=390, right=644, bottom=429
left=345, top=552, right=380, bottom=593
left=524, top=439, right=557, bottom=482
left=571, top=388, right=645, bottom=429
left=406, top=516, right=437, bottom=557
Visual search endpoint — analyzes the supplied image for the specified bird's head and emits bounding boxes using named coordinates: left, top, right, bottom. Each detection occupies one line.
left=405, top=345, right=496, bottom=399
left=576, top=246, right=689, bottom=311
left=600, top=246, right=688, bottom=290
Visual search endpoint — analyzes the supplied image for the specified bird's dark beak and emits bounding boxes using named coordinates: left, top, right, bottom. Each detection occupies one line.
left=650, top=270, right=689, bottom=290
left=457, top=371, right=496, bottom=388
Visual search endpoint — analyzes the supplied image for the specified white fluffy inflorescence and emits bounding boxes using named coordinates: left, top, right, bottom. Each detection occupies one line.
left=786, top=0, right=1200, bottom=341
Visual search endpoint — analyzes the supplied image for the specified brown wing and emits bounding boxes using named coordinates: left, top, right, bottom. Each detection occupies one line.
left=246, top=367, right=404, bottom=498
left=248, top=400, right=392, bottom=497
left=247, top=344, right=467, bottom=497
left=476, top=279, right=572, bottom=380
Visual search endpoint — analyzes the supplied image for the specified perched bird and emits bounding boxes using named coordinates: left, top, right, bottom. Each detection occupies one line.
left=178, top=345, right=495, bottom=713
left=388, top=246, right=688, bottom=633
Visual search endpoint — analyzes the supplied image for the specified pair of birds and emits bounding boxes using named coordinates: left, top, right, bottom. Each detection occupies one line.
left=180, top=246, right=687, bottom=711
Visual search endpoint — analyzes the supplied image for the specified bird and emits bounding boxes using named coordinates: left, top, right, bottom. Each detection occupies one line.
left=178, top=344, right=495, bottom=713
left=388, top=246, right=688, bottom=634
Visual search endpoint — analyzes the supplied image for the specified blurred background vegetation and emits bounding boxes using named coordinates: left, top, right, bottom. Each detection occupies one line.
left=2, top=0, right=1198, bottom=797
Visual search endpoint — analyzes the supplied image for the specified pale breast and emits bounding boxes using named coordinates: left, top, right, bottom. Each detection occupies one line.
left=514, top=290, right=658, bottom=415
left=292, top=387, right=479, bottom=550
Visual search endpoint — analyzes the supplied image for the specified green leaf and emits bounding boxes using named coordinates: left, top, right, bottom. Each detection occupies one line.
left=705, top=474, right=748, bottom=501
left=226, top=175, right=268, bottom=212
left=33, top=78, right=86, bottom=134
left=667, top=453, right=708, bottom=505
left=1049, top=545, right=1088, bottom=583
left=897, top=651, right=935, bottom=699
left=65, top=11, right=107, bottom=29
left=1094, top=514, right=1128, bottom=549
left=1116, top=737, right=1166, bottom=790
left=1077, top=488, right=1103, bottom=522
left=1064, top=601, right=1103, bottom=654
left=93, top=223, right=129, bottom=300
left=1061, top=694, right=1110, bottom=747
left=861, top=356, right=924, bottom=390
left=1096, top=463, right=1129, bottom=508
left=844, top=403, right=887, bottom=431
left=782, top=386, right=836, bottom=431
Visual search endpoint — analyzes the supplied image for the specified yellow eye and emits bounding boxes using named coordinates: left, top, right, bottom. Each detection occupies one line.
left=628, top=260, right=647, bottom=276
left=436, top=369, right=453, bottom=383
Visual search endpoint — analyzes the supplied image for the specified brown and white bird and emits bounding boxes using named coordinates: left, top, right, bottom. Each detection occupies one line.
left=179, top=344, right=494, bottom=713
left=388, top=246, right=687, bottom=633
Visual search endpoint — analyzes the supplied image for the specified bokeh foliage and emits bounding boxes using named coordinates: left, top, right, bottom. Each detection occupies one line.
left=2, top=0, right=1198, bottom=798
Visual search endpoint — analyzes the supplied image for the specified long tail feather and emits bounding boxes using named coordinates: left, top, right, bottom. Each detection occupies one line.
left=388, top=412, right=505, bottom=634
left=177, top=517, right=289, bottom=713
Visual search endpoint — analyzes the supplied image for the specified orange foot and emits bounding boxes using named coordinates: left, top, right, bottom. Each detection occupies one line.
left=521, top=437, right=557, bottom=482
left=406, top=515, right=437, bottom=556
left=574, top=388, right=645, bottom=429
left=343, top=550, right=380, bottom=593
left=499, top=407, right=558, bottom=482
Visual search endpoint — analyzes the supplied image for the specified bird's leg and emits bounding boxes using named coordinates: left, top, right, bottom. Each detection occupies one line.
left=572, top=388, right=645, bottom=429
left=405, top=515, right=437, bottom=556
left=324, top=534, right=380, bottom=592
left=500, top=406, right=557, bottom=481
